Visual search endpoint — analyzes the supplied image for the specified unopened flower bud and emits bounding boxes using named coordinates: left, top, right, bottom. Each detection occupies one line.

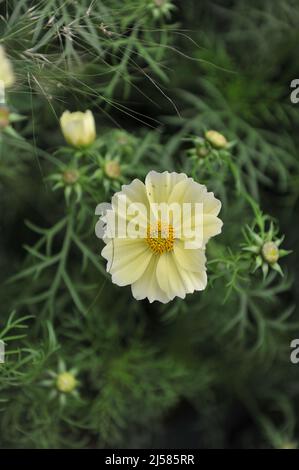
left=262, top=241, right=279, bottom=264
left=0, top=106, right=9, bottom=129
left=197, top=146, right=209, bottom=158
left=116, top=133, right=129, bottom=146
left=56, top=372, right=77, bottom=393
left=105, top=160, right=121, bottom=179
left=0, top=46, right=15, bottom=87
left=63, top=169, right=79, bottom=185
left=205, top=130, right=228, bottom=149
left=60, top=110, right=96, bottom=148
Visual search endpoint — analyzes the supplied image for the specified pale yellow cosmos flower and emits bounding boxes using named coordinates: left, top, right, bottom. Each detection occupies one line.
left=101, top=171, right=223, bottom=303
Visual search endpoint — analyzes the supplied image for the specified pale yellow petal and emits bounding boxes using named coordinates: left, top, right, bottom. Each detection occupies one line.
left=168, top=178, right=207, bottom=205
left=112, top=179, right=149, bottom=230
left=101, top=238, right=152, bottom=286
left=115, top=179, right=150, bottom=208
left=145, top=171, right=188, bottom=204
left=202, top=214, right=223, bottom=243
left=168, top=178, right=221, bottom=214
left=180, top=268, right=207, bottom=292
left=202, top=192, right=222, bottom=215
left=156, top=252, right=187, bottom=300
left=156, top=250, right=208, bottom=300
left=173, top=240, right=206, bottom=272
left=131, top=256, right=171, bottom=303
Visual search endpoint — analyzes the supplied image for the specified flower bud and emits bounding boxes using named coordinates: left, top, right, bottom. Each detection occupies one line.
left=205, top=130, right=227, bottom=149
left=197, top=146, right=209, bottom=158
left=0, top=46, right=15, bottom=87
left=105, top=160, right=121, bottom=179
left=262, top=241, right=279, bottom=264
left=0, top=106, right=10, bottom=129
left=60, top=110, right=96, bottom=148
left=150, top=0, right=174, bottom=19
left=63, top=169, right=79, bottom=185
left=116, top=132, right=129, bottom=146
left=56, top=372, right=77, bottom=393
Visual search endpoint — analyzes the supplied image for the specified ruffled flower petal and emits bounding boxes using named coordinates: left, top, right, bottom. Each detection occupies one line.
left=102, top=238, right=152, bottom=286
left=145, top=170, right=188, bottom=204
left=131, top=256, right=171, bottom=303
left=173, top=240, right=206, bottom=272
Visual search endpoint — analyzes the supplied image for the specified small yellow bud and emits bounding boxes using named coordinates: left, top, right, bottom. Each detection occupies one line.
left=262, top=241, right=279, bottom=264
left=63, top=169, right=79, bottom=185
left=56, top=372, right=77, bottom=393
left=197, top=146, right=209, bottom=158
left=116, top=132, right=129, bottom=145
left=0, top=106, right=10, bottom=129
left=60, top=110, right=96, bottom=148
left=105, top=160, right=121, bottom=179
left=0, top=46, right=15, bottom=88
left=205, top=130, right=228, bottom=149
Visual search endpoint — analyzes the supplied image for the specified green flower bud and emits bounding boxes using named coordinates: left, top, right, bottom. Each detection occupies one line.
left=262, top=241, right=279, bottom=264
left=105, top=160, right=121, bottom=179
left=0, top=106, right=10, bottom=129
left=56, top=372, right=77, bottom=393
left=197, top=146, right=209, bottom=158
left=63, top=169, right=80, bottom=185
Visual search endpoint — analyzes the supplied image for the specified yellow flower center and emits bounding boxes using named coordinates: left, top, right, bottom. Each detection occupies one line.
left=146, top=221, right=174, bottom=255
left=56, top=372, right=77, bottom=393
